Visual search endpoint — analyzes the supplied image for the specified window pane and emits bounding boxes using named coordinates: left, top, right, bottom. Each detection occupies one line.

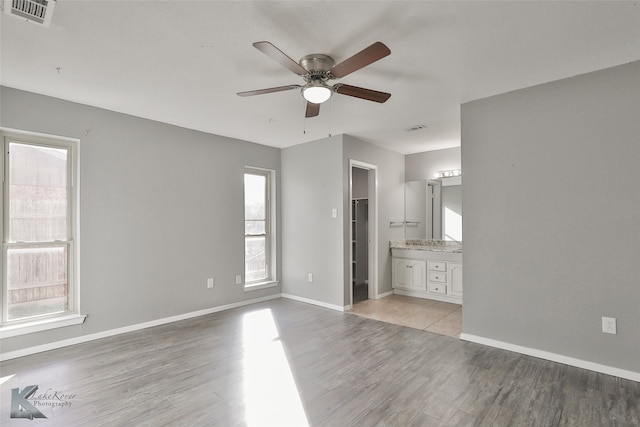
left=244, top=174, right=266, bottom=220
left=245, top=236, right=266, bottom=282
left=8, top=143, right=68, bottom=242
left=245, top=220, right=266, bottom=235
left=6, top=245, right=68, bottom=321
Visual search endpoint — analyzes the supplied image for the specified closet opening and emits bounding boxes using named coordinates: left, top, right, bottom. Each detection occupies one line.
left=349, top=161, right=378, bottom=306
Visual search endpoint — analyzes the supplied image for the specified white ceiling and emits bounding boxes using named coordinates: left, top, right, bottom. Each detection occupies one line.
left=1, top=1, right=639, bottom=154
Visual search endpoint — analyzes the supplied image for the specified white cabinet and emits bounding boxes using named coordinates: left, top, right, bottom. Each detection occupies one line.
left=426, top=260, right=463, bottom=302
left=427, top=261, right=446, bottom=272
left=391, top=248, right=462, bottom=304
left=392, top=258, right=426, bottom=292
left=448, top=262, right=463, bottom=297
left=427, top=260, right=448, bottom=295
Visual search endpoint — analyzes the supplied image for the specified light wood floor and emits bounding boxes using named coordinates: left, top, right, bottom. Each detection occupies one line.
left=1, top=298, right=639, bottom=426
left=348, top=294, right=462, bottom=337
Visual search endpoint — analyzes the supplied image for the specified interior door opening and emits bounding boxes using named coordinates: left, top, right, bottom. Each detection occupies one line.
left=349, top=161, right=378, bottom=307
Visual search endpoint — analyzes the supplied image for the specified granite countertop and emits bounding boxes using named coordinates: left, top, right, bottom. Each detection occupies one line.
left=389, top=239, right=463, bottom=253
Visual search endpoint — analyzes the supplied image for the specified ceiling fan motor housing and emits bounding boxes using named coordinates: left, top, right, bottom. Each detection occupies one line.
left=299, top=54, right=335, bottom=103
left=300, top=54, right=335, bottom=81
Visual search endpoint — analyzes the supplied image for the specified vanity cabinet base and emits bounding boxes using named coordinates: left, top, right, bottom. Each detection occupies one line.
left=391, top=248, right=462, bottom=305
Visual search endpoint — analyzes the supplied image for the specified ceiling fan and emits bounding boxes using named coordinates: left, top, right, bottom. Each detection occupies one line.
left=237, top=41, right=391, bottom=118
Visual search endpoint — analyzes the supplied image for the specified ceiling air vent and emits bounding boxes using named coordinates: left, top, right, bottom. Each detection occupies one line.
left=3, top=0, right=56, bottom=27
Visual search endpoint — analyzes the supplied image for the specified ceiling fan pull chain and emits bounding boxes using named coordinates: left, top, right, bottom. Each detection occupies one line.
left=303, top=99, right=307, bottom=134
left=328, top=97, right=332, bottom=137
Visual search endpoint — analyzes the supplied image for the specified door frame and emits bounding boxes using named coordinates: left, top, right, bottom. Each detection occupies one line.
left=349, top=160, right=378, bottom=306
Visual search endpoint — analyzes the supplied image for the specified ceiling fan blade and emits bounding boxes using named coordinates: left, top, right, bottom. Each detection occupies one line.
left=305, top=102, right=320, bottom=118
left=237, top=85, right=301, bottom=97
left=329, top=42, right=390, bottom=78
left=253, top=41, right=309, bottom=76
left=334, top=84, right=391, bottom=103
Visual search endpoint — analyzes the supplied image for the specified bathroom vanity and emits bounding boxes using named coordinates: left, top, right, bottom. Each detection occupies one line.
left=390, top=240, right=462, bottom=304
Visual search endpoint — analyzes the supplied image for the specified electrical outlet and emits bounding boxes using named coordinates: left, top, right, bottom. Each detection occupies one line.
left=207, top=278, right=214, bottom=289
left=307, top=273, right=313, bottom=283
left=235, top=275, right=242, bottom=285
left=602, top=317, right=616, bottom=334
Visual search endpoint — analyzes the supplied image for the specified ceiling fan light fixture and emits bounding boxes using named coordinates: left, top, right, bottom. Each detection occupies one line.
left=239, top=41, right=391, bottom=116
left=302, top=82, right=332, bottom=104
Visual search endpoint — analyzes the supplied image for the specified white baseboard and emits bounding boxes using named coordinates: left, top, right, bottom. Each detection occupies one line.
left=345, top=290, right=393, bottom=308
left=281, top=293, right=346, bottom=312
left=0, top=294, right=281, bottom=361
left=375, top=290, right=393, bottom=299
left=394, top=289, right=462, bottom=305
left=459, top=333, right=640, bottom=383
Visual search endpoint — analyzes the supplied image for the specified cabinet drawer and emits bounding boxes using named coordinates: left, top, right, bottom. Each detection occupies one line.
left=428, top=261, right=446, bottom=272
left=429, top=284, right=447, bottom=294
left=428, top=271, right=447, bottom=283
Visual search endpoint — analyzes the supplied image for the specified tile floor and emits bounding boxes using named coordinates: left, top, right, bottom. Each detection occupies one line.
left=347, top=294, right=462, bottom=337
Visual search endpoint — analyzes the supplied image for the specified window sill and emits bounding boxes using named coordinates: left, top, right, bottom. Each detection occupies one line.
left=244, top=280, right=279, bottom=292
left=0, top=314, right=87, bottom=339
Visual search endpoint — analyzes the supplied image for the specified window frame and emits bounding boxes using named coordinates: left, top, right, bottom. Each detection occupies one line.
left=0, top=128, right=84, bottom=338
left=243, top=167, right=277, bottom=291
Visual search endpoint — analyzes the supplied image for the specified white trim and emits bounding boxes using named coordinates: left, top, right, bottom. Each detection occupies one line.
left=281, top=293, right=346, bottom=312
left=394, top=289, right=462, bottom=305
left=348, top=163, right=355, bottom=305
left=459, top=333, right=640, bottom=383
left=244, top=166, right=276, bottom=286
left=1, top=128, right=81, bottom=327
left=0, top=127, right=80, bottom=144
left=346, top=289, right=392, bottom=306
left=0, top=314, right=86, bottom=338
left=244, top=280, right=279, bottom=292
left=375, top=290, right=394, bottom=300
left=0, top=294, right=280, bottom=361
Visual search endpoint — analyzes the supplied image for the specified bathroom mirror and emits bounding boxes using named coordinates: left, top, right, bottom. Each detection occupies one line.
left=404, top=179, right=462, bottom=241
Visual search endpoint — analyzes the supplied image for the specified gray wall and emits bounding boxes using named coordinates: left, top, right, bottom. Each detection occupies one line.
left=461, top=61, right=640, bottom=372
left=280, top=134, right=404, bottom=308
left=405, top=147, right=461, bottom=182
left=343, top=135, right=405, bottom=301
left=403, top=180, right=427, bottom=239
left=1, top=87, right=282, bottom=353
left=281, top=135, right=345, bottom=307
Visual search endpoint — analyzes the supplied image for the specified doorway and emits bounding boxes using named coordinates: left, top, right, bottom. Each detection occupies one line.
left=349, top=160, right=378, bottom=307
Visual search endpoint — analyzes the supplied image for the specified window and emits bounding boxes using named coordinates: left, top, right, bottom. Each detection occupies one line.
left=1, top=130, right=82, bottom=335
left=244, top=168, right=276, bottom=289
